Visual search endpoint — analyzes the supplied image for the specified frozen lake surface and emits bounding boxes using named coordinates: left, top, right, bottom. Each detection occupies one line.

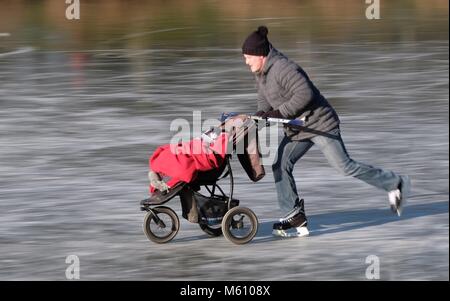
left=0, top=1, right=448, bottom=280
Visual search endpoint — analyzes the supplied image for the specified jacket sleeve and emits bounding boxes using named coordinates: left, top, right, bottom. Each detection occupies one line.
left=257, top=89, right=272, bottom=112
left=275, top=63, right=313, bottom=118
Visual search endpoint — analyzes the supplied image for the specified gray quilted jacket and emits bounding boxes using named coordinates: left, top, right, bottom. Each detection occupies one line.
left=255, top=47, right=339, bottom=140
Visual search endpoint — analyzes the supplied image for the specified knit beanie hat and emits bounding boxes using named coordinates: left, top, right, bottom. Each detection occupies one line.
left=242, top=26, right=270, bottom=56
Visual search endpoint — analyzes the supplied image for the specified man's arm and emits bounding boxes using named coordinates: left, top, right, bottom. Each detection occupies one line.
left=257, top=89, right=273, bottom=112
left=276, top=64, right=313, bottom=118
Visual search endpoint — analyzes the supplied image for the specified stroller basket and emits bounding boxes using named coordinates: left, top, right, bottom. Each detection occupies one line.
left=180, top=188, right=240, bottom=225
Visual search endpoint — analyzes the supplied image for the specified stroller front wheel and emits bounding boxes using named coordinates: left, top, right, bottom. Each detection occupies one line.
left=221, top=207, right=258, bottom=244
left=143, top=206, right=179, bottom=244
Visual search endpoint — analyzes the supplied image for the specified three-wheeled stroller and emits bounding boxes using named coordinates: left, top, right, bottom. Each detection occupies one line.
left=140, top=114, right=265, bottom=245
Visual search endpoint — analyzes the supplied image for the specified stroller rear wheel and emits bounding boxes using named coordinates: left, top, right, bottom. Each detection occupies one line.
left=199, top=223, right=223, bottom=237
left=143, top=206, right=179, bottom=243
left=221, top=207, right=258, bottom=244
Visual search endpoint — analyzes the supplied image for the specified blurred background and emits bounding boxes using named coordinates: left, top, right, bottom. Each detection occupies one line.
left=0, top=0, right=448, bottom=280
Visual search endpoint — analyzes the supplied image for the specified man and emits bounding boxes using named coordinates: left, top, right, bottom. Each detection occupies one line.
left=241, top=26, right=411, bottom=237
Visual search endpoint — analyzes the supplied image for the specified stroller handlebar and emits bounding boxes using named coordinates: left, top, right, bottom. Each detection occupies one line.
left=220, top=112, right=304, bottom=128
left=249, top=115, right=304, bottom=127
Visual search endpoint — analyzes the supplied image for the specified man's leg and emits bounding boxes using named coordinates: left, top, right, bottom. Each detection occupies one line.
left=272, top=135, right=313, bottom=215
left=312, top=127, right=403, bottom=194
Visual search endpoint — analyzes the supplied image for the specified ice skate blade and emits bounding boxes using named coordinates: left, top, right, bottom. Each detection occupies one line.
left=272, top=228, right=309, bottom=238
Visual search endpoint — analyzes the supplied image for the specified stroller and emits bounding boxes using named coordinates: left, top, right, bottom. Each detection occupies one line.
left=140, top=114, right=265, bottom=245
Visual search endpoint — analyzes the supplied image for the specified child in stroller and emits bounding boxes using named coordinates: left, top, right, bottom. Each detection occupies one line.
left=140, top=114, right=265, bottom=244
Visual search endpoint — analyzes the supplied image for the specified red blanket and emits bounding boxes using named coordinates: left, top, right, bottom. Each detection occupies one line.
left=149, top=133, right=229, bottom=192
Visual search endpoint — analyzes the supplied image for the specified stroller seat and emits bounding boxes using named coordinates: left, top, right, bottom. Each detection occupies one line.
left=190, top=155, right=229, bottom=186
left=141, top=156, right=230, bottom=209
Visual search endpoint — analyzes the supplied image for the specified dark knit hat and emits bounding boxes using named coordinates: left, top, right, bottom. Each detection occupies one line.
left=242, top=26, right=270, bottom=56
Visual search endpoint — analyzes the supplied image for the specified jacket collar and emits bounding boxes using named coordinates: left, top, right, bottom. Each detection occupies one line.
left=260, top=46, right=284, bottom=75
